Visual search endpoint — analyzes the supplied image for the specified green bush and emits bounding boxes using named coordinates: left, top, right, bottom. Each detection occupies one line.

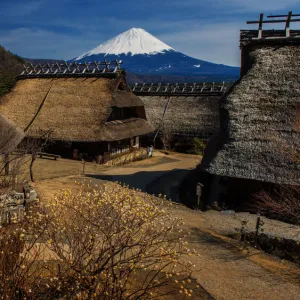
left=0, top=45, right=24, bottom=97
left=187, top=137, right=206, bottom=155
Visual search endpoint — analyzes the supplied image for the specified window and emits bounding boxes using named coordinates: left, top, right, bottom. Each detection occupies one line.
left=107, top=107, right=138, bottom=121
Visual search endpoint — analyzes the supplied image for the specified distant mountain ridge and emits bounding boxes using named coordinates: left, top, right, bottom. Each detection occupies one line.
left=70, top=28, right=240, bottom=80
left=24, top=58, right=238, bottom=84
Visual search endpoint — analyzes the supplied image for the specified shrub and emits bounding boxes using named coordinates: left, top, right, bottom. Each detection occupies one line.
left=187, top=138, right=206, bottom=155
left=0, top=183, right=197, bottom=299
left=253, top=185, right=300, bottom=225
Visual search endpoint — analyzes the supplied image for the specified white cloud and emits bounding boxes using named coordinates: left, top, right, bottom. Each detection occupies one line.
left=159, top=23, right=242, bottom=66
left=0, top=27, right=102, bottom=60
left=0, top=0, right=45, bottom=17
left=1, top=0, right=298, bottom=66
left=217, top=0, right=300, bottom=12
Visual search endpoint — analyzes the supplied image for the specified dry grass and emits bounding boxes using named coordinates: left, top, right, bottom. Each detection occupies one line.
left=0, top=155, right=109, bottom=183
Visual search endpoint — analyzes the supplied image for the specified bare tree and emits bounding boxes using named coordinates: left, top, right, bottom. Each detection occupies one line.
left=253, top=109, right=300, bottom=224
left=0, top=183, right=197, bottom=299
left=160, top=125, right=173, bottom=151
left=18, top=130, right=53, bottom=182
left=253, top=186, right=300, bottom=225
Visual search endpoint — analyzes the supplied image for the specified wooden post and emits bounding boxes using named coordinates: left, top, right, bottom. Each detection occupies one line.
left=7, top=211, right=11, bottom=225
left=258, top=13, right=263, bottom=38
left=254, top=213, right=261, bottom=247
left=285, top=11, right=292, bottom=37
left=82, top=159, right=86, bottom=174
left=196, top=182, right=203, bottom=208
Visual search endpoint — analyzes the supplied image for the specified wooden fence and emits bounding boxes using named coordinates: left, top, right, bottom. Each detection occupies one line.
left=241, top=11, right=300, bottom=44
left=131, top=82, right=227, bottom=96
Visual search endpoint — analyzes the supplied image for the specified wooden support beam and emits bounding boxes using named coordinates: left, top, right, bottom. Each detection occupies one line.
left=156, top=83, right=161, bottom=92
left=285, top=11, right=292, bottom=37
left=38, top=63, right=44, bottom=74
left=94, top=61, right=100, bottom=72
left=132, top=83, right=138, bottom=91
left=148, top=83, right=153, bottom=92
left=30, top=63, right=36, bottom=73
left=258, top=13, right=263, bottom=38
left=84, top=62, right=89, bottom=72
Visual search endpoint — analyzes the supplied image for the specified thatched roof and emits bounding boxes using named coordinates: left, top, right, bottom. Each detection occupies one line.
left=113, top=90, right=144, bottom=107
left=201, top=42, right=300, bottom=185
left=0, top=75, right=153, bottom=142
left=0, top=113, right=24, bottom=154
left=140, top=95, right=220, bottom=139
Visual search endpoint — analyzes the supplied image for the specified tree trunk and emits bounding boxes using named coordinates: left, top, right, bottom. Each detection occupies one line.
left=4, top=154, right=9, bottom=175
left=29, top=155, right=36, bottom=182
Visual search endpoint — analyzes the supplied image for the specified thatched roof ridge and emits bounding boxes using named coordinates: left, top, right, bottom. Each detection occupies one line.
left=201, top=44, right=300, bottom=185
left=0, top=75, right=153, bottom=142
left=0, top=113, right=24, bottom=154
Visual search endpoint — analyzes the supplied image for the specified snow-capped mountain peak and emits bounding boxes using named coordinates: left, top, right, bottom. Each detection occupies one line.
left=75, top=28, right=174, bottom=60
left=71, top=28, right=240, bottom=81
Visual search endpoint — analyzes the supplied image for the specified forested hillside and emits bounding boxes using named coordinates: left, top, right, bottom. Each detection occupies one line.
left=0, top=45, right=24, bottom=97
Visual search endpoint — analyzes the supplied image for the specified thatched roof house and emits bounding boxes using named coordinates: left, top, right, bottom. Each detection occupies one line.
left=200, top=21, right=300, bottom=208
left=202, top=40, right=300, bottom=185
left=0, top=62, right=154, bottom=160
left=140, top=95, right=220, bottom=141
left=0, top=113, right=24, bottom=154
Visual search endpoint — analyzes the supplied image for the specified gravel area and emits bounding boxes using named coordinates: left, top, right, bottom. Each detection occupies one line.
left=199, top=210, right=300, bottom=242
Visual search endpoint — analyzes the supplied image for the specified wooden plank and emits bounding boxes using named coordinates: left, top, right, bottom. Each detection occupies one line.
left=247, top=18, right=300, bottom=24
left=267, top=13, right=300, bottom=18
left=38, top=152, right=61, bottom=160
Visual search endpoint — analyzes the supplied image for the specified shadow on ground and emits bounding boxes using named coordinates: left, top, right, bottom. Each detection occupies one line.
left=85, top=169, right=185, bottom=197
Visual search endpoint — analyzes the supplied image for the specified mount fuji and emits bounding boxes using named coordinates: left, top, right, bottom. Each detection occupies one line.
left=70, top=28, right=239, bottom=81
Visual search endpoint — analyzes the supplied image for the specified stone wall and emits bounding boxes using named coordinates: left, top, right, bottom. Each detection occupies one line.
left=0, top=181, right=37, bottom=225
left=245, top=232, right=300, bottom=265
left=104, top=148, right=147, bottom=166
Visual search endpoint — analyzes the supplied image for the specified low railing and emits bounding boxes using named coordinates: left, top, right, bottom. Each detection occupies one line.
left=18, top=60, right=124, bottom=79
left=131, top=82, right=227, bottom=96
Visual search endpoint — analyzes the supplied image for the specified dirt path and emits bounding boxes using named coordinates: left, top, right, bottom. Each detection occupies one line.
left=34, top=153, right=300, bottom=300
left=84, top=151, right=201, bottom=192
left=170, top=205, right=300, bottom=300
left=36, top=176, right=300, bottom=299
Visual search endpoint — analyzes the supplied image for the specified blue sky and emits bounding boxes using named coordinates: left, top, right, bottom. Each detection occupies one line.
left=0, top=0, right=299, bottom=66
